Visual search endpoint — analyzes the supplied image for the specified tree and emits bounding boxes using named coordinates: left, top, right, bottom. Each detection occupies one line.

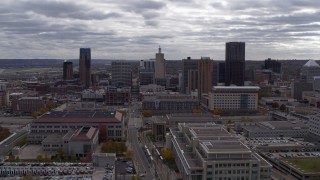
left=272, top=102, right=279, bottom=109
left=23, top=174, right=34, bottom=180
left=192, top=109, right=202, bottom=113
left=258, top=92, right=271, bottom=100
left=36, top=155, right=43, bottom=162
left=279, top=104, right=286, bottom=112
left=101, top=140, right=127, bottom=154
left=211, top=108, right=223, bottom=115
left=47, top=100, right=56, bottom=110
left=125, top=150, right=133, bottom=160
left=0, top=126, right=11, bottom=141
left=142, top=110, right=153, bottom=117
left=161, top=148, right=174, bottom=160
left=39, top=107, right=49, bottom=114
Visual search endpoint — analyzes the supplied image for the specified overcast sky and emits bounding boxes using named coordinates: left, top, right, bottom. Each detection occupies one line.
left=1, top=0, right=320, bottom=60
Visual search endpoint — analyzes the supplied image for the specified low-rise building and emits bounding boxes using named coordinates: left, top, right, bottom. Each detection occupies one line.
left=42, top=127, right=99, bottom=157
left=152, top=113, right=216, bottom=141
left=259, top=97, right=296, bottom=106
left=242, top=121, right=308, bottom=138
left=140, top=84, right=165, bottom=93
left=205, top=86, right=259, bottom=113
left=170, top=123, right=272, bottom=180
left=28, top=111, right=124, bottom=144
left=302, top=91, right=320, bottom=108
left=105, top=89, right=130, bottom=106
left=18, top=97, right=46, bottom=113
left=81, top=89, right=105, bottom=102
left=309, top=113, right=320, bottom=138
left=142, top=94, right=198, bottom=114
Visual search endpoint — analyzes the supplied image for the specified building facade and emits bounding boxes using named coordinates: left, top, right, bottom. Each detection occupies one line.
left=105, top=90, right=130, bottom=105
left=42, top=127, right=99, bottom=157
left=111, top=61, right=132, bottom=88
left=170, top=123, right=272, bottom=180
left=155, top=47, right=165, bottom=79
left=300, top=60, right=320, bottom=83
left=142, top=94, right=198, bottom=114
left=28, top=111, right=124, bottom=144
left=309, top=113, right=320, bottom=137
left=182, top=57, right=199, bottom=94
left=264, top=58, right=281, bottom=74
left=63, top=61, right=73, bottom=80
left=225, top=42, right=245, bottom=86
left=242, top=121, right=309, bottom=138
left=18, top=97, right=46, bottom=114
left=79, top=48, right=91, bottom=88
left=208, top=86, right=259, bottom=112
left=198, top=57, right=213, bottom=98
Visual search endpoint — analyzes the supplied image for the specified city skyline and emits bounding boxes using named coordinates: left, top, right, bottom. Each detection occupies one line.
left=0, top=0, right=320, bottom=60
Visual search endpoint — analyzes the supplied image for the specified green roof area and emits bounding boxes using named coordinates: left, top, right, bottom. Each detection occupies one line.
left=285, top=158, right=320, bottom=173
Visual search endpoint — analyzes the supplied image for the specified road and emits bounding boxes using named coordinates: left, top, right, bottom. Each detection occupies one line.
left=127, top=101, right=154, bottom=180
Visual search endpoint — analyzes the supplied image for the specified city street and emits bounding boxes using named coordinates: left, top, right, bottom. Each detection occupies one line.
left=127, top=101, right=154, bottom=180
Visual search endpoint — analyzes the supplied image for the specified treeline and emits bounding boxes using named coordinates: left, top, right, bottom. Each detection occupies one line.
left=0, top=126, right=11, bottom=142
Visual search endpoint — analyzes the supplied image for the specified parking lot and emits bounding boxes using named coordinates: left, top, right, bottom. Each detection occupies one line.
left=0, top=162, right=94, bottom=179
left=265, top=151, right=320, bottom=159
left=243, top=137, right=312, bottom=148
left=115, top=160, right=135, bottom=175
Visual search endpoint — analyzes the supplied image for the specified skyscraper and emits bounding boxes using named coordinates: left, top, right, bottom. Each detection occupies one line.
left=139, top=59, right=155, bottom=85
left=63, top=61, right=73, bottom=80
left=111, top=61, right=132, bottom=88
left=198, top=57, right=213, bottom=98
left=182, top=57, right=199, bottom=94
left=79, top=48, right=91, bottom=88
left=155, top=47, right=165, bottom=79
left=225, top=42, right=245, bottom=86
left=264, top=58, right=281, bottom=74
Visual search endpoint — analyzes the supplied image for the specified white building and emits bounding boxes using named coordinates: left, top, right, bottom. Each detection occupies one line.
left=300, top=60, right=320, bottom=83
left=170, top=123, right=272, bottom=180
left=42, top=127, right=99, bottom=157
left=242, top=121, right=309, bottom=138
left=81, top=89, right=105, bottom=102
left=208, top=86, right=260, bottom=111
left=309, top=113, right=320, bottom=137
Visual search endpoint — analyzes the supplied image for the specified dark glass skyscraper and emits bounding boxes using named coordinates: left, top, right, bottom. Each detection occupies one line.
left=79, top=48, right=91, bottom=88
left=225, top=42, right=245, bottom=86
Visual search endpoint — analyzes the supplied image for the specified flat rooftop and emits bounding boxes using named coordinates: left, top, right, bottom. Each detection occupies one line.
left=33, top=111, right=122, bottom=123
left=213, top=86, right=260, bottom=90
left=200, top=140, right=251, bottom=153
left=244, top=121, right=308, bottom=132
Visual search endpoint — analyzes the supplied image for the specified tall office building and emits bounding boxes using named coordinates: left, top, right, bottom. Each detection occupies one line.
left=111, top=61, right=132, bottom=88
left=155, top=47, right=165, bottom=79
left=79, top=48, right=91, bottom=88
left=63, top=61, right=73, bottom=80
left=225, top=42, right=245, bottom=86
left=300, top=60, right=320, bottom=83
left=139, top=59, right=155, bottom=85
left=182, top=57, right=199, bottom=94
left=198, top=57, right=213, bottom=98
left=264, top=58, right=281, bottom=74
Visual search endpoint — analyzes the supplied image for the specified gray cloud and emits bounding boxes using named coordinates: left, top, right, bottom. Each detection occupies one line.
left=0, top=0, right=319, bottom=60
